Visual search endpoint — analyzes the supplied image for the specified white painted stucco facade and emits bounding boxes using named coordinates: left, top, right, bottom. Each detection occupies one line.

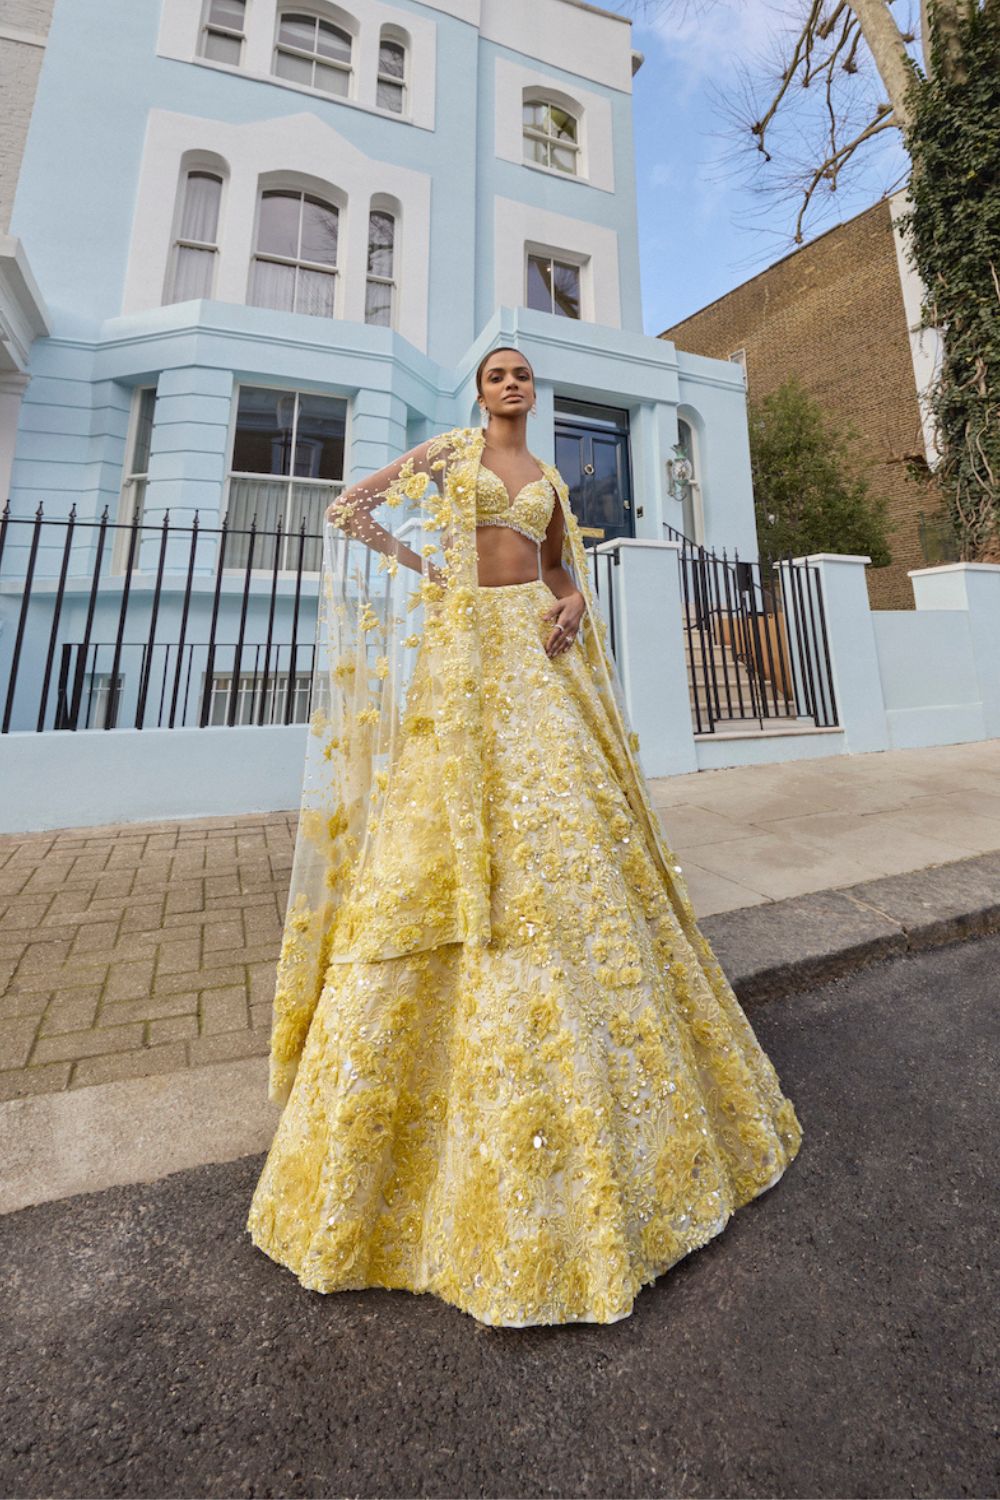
left=3, top=0, right=757, bottom=543
left=0, top=0, right=775, bottom=825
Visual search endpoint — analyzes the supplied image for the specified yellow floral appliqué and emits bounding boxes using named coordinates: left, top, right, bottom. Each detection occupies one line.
left=248, top=565, right=803, bottom=1328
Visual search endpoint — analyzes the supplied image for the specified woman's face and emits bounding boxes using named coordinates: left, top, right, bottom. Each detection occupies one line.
left=479, top=351, right=535, bottom=421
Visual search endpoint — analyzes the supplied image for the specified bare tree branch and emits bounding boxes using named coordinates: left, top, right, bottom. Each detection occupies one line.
left=792, top=106, right=897, bottom=238
left=751, top=0, right=826, bottom=162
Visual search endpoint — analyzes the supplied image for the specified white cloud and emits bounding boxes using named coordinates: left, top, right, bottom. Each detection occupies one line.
left=634, top=0, right=795, bottom=88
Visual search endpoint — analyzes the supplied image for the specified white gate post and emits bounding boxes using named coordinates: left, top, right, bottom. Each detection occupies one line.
left=796, top=553, right=889, bottom=752
left=594, top=538, right=697, bottom=777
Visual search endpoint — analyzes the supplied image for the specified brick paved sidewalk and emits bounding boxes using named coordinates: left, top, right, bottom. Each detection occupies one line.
left=4, top=739, right=998, bottom=1107
left=0, top=813, right=294, bottom=1102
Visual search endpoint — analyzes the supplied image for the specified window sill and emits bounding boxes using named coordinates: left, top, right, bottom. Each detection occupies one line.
left=520, top=159, right=603, bottom=191
left=523, top=304, right=583, bottom=322
left=178, top=55, right=426, bottom=131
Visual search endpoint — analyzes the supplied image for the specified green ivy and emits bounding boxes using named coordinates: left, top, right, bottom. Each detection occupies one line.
left=900, top=3, right=1000, bottom=559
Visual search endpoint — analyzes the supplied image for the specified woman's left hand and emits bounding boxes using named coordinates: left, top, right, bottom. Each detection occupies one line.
left=542, top=590, right=586, bottom=657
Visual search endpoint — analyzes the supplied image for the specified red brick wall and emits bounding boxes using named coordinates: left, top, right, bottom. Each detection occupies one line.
left=662, top=199, right=939, bottom=609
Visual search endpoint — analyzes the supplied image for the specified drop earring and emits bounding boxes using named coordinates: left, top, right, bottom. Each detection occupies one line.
left=479, top=404, right=489, bottom=430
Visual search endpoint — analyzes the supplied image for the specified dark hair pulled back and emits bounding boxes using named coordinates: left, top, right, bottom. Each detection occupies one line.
left=474, top=345, right=535, bottom=398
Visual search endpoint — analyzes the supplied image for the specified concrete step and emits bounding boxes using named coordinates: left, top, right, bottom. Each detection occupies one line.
left=691, top=712, right=818, bottom=735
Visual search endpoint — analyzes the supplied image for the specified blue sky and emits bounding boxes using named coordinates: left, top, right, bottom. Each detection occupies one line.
left=624, top=0, right=913, bottom=335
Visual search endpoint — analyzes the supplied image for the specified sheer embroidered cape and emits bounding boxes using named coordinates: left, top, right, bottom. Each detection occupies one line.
left=267, top=425, right=703, bottom=1106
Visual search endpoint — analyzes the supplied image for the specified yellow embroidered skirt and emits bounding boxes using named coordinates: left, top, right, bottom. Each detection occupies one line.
left=246, top=578, right=803, bottom=1326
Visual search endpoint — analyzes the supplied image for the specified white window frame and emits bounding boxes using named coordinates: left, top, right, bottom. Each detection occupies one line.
left=522, top=96, right=581, bottom=176
left=199, top=0, right=247, bottom=64
left=158, top=2, right=438, bottom=131
left=224, top=383, right=348, bottom=575
left=77, top=672, right=127, bottom=731
left=365, top=203, right=397, bottom=327
left=113, top=386, right=157, bottom=573
left=248, top=186, right=341, bottom=319
left=205, top=668, right=313, bottom=725
left=525, top=249, right=584, bottom=320
left=165, top=168, right=225, bottom=305
left=376, top=27, right=407, bottom=115
left=272, top=7, right=355, bottom=97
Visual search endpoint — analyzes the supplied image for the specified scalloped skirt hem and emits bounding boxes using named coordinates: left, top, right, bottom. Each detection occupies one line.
left=245, top=1150, right=797, bottom=1330
left=247, top=576, right=804, bottom=1329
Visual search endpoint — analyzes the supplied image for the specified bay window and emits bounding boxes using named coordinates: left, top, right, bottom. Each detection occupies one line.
left=226, top=386, right=347, bottom=571
left=249, top=188, right=339, bottom=318
left=166, top=171, right=223, bottom=303
left=365, top=209, right=396, bottom=326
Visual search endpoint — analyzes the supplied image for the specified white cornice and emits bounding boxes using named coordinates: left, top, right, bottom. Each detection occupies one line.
left=0, top=24, right=47, bottom=48
left=0, top=236, right=51, bottom=374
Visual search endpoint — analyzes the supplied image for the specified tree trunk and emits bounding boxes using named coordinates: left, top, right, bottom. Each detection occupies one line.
left=920, top=0, right=972, bottom=82
left=849, top=0, right=918, bottom=122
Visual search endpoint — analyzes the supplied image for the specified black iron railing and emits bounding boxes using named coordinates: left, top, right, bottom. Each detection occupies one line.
left=0, top=502, right=322, bottom=734
left=4, top=504, right=838, bottom=739
left=679, top=544, right=837, bottom=733
left=589, top=535, right=838, bottom=735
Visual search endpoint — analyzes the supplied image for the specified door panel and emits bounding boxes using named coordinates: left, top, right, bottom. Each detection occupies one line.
left=554, top=419, right=633, bottom=543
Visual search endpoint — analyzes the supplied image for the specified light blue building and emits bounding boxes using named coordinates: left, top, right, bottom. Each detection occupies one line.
left=1, top=0, right=757, bottom=739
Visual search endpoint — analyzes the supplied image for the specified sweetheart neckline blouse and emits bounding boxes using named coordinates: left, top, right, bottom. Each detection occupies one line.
left=475, top=462, right=557, bottom=547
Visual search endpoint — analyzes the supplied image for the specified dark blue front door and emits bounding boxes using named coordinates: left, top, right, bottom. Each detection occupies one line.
left=554, top=400, right=634, bottom=544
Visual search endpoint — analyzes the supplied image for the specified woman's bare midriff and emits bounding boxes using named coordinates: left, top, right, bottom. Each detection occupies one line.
left=474, top=524, right=544, bottom=587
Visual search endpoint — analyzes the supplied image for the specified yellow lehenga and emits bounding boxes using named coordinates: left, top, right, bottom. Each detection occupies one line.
left=246, top=427, right=802, bottom=1327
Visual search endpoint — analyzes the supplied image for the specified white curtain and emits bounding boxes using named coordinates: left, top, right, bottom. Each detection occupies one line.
left=249, top=257, right=296, bottom=311
left=296, top=267, right=336, bottom=318
left=171, top=246, right=215, bottom=302
left=167, top=173, right=221, bottom=302
left=225, top=476, right=330, bottom=573
left=179, top=172, right=221, bottom=244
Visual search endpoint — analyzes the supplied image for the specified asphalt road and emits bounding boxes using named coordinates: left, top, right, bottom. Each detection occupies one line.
left=1, top=934, right=996, bottom=1500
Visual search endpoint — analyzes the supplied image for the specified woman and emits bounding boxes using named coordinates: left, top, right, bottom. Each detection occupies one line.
left=246, top=346, right=802, bottom=1327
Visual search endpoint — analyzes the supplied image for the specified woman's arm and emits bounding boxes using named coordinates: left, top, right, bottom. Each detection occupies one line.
left=539, top=497, right=586, bottom=656
left=326, top=438, right=442, bottom=579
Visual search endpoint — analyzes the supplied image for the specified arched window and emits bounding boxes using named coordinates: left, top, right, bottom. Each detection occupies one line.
left=274, top=11, right=353, bottom=96
left=166, top=170, right=223, bottom=303
left=249, top=188, right=339, bottom=318
left=376, top=29, right=406, bottom=113
left=200, top=0, right=246, bottom=64
left=365, top=208, right=396, bottom=326
left=523, top=97, right=580, bottom=174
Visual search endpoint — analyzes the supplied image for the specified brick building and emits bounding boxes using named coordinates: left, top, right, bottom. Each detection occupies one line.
left=661, top=192, right=949, bottom=609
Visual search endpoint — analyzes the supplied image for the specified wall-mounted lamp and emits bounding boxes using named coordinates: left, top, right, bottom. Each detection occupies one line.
left=665, top=454, right=694, bottom=501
